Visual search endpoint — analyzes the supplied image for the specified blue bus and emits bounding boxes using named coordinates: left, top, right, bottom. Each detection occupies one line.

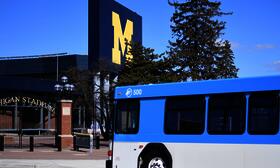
left=110, top=76, right=280, bottom=168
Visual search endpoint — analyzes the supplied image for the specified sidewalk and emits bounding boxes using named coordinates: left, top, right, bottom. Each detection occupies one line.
left=0, top=159, right=106, bottom=168
left=0, top=148, right=108, bottom=168
left=0, top=147, right=108, bottom=160
left=0, top=135, right=109, bottom=168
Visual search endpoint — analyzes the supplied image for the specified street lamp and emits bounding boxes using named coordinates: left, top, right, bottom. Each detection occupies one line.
left=54, top=76, right=75, bottom=92
left=54, top=76, right=75, bottom=151
left=54, top=84, right=63, bottom=92
left=61, top=76, right=68, bottom=83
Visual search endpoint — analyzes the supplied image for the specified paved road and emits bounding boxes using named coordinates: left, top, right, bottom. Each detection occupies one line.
left=0, top=160, right=106, bottom=168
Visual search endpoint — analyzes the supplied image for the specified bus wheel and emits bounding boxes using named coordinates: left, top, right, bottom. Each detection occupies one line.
left=142, top=152, right=169, bottom=168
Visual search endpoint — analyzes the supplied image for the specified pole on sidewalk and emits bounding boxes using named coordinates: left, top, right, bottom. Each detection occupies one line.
left=89, top=134, right=93, bottom=153
left=29, top=136, right=34, bottom=152
left=0, top=135, right=4, bottom=151
left=57, top=136, right=62, bottom=151
left=73, top=135, right=77, bottom=151
left=95, top=135, right=100, bottom=149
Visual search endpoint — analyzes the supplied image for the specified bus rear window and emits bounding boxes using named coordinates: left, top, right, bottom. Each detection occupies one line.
left=115, top=99, right=140, bottom=134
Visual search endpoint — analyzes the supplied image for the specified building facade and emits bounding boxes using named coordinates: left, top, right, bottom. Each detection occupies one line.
left=0, top=54, right=88, bottom=134
left=0, top=0, right=142, bottom=135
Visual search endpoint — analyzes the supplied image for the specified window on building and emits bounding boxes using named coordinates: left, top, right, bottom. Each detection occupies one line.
left=207, top=93, right=246, bottom=134
left=248, top=91, right=279, bottom=135
left=115, top=99, right=140, bottom=134
left=165, top=95, right=205, bottom=134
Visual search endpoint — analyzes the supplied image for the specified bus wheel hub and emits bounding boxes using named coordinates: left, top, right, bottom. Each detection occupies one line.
left=148, top=157, right=165, bottom=168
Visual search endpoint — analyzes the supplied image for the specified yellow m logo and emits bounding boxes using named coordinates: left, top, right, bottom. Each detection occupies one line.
left=112, top=12, right=134, bottom=65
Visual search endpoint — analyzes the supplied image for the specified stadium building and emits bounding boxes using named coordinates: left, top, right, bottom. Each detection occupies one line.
left=0, top=0, right=142, bottom=135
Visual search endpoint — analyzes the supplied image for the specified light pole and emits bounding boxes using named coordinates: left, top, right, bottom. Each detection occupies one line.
left=54, top=76, right=75, bottom=151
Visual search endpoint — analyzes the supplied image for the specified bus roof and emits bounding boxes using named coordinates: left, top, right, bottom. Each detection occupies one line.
left=114, top=75, right=280, bottom=99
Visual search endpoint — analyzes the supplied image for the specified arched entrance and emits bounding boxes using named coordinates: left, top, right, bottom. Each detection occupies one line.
left=0, top=96, right=56, bottom=149
left=0, top=96, right=55, bottom=132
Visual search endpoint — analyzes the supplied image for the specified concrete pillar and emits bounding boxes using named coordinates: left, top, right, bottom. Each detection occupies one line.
left=40, top=107, right=44, bottom=129
left=14, top=103, right=18, bottom=129
left=78, top=106, right=81, bottom=127
left=48, top=110, right=51, bottom=129
left=83, top=106, right=86, bottom=128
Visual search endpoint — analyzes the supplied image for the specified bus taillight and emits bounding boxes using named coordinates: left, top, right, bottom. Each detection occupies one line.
left=108, top=150, right=112, bottom=157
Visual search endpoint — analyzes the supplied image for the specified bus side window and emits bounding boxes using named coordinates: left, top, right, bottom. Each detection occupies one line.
left=115, top=99, right=140, bottom=134
left=164, top=95, right=205, bottom=134
left=248, top=91, right=279, bottom=135
left=207, top=93, right=246, bottom=134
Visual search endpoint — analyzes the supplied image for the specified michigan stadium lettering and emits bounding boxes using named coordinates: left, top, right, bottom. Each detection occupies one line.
left=112, top=11, right=134, bottom=65
left=0, top=96, right=55, bottom=112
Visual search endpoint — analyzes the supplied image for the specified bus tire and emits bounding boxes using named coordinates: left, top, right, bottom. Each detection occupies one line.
left=141, top=151, right=170, bottom=168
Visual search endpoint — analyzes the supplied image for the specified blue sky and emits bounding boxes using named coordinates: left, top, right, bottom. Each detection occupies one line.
left=0, top=0, right=87, bottom=56
left=0, top=0, right=279, bottom=77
